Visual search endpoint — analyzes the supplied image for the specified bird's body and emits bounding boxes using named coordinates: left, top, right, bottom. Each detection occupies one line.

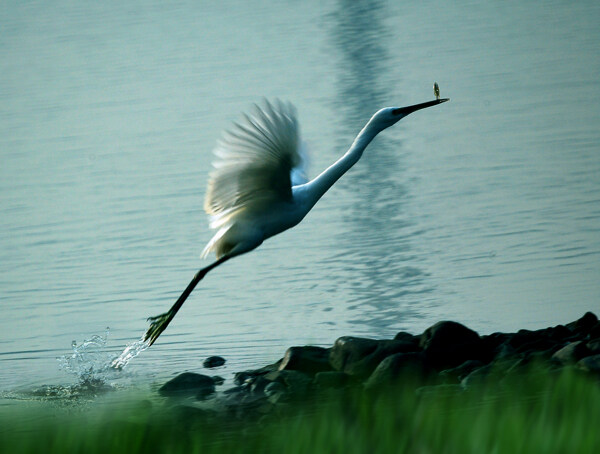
left=144, top=96, right=449, bottom=346
left=200, top=101, right=309, bottom=259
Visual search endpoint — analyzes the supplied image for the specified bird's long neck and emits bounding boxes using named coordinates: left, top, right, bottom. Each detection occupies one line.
left=302, top=120, right=381, bottom=209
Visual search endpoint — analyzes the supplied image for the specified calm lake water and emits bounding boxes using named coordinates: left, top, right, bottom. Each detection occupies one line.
left=1, top=0, right=599, bottom=393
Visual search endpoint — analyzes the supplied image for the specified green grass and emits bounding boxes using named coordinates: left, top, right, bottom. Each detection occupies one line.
left=1, top=367, right=598, bottom=454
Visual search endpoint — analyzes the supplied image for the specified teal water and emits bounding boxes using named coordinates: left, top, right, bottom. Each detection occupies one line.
left=1, top=0, right=599, bottom=392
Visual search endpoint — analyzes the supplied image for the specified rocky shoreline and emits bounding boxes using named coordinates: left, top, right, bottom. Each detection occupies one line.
left=158, top=312, right=600, bottom=421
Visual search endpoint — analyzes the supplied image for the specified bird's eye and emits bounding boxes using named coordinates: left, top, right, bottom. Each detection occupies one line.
left=392, top=108, right=403, bottom=116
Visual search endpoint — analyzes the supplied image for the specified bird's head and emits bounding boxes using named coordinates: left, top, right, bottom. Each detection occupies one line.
left=369, top=98, right=450, bottom=131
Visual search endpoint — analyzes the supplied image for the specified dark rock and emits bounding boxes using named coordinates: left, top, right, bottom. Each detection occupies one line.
left=461, top=364, right=494, bottom=388
left=196, top=387, right=216, bottom=400
left=249, top=375, right=270, bottom=396
left=393, top=331, right=420, bottom=346
left=576, top=354, right=600, bottom=374
left=507, top=329, right=544, bottom=349
left=264, top=370, right=313, bottom=396
left=221, top=392, right=272, bottom=421
left=502, top=360, right=562, bottom=389
left=211, top=376, right=225, bottom=386
left=481, top=332, right=512, bottom=357
left=329, top=337, right=379, bottom=371
left=505, top=356, right=539, bottom=375
left=566, top=312, right=598, bottom=336
left=223, top=386, right=244, bottom=395
left=420, top=321, right=487, bottom=370
left=513, top=337, right=561, bottom=355
left=244, top=398, right=275, bottom=417
left=544, top=324, right=574, bottom=342
left=221, top=387, right=246, bottom=411
left=159, top=372, right=215, bottom=399
left=203, top=356, right=226, bottom=368
left=234, top=360, right=282, bottom=386
left=551, top=341, right=591, bottom=365
left=525, top=349, right=556, bottom=364
left=279, top=346, right=332, bottom=375
left=439, top=360, right=485, bottom=383
left=221, top=387, right=270, bottom=420
left=586, top=338, right=600, bottom=354
left=240, top=394, right=272, bottom=415
left=494, top=342, right=519, bottom=361
left=590, top=322, right=600, bottom=339
left=495, top=334, right=564, bottom=361
left=330, top=337, right=420, bottom=378
left=506, top=325, right=574, bottom=349
left=314, top=371, right=353, bottom=389
left=264, top=381, right=287, bottom=404
left=494, top=329, right=558, bottom=360
left=504, top=353, right=563, bottom=379
left=233, top=372, right=252, bottom=387
left=264, top=381, right=286, bottom=397
left=364, top=352, right=432, bottom=389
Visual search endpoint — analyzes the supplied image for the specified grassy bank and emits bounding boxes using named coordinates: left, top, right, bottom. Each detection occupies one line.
left=1, top=366, right=598, bottom=454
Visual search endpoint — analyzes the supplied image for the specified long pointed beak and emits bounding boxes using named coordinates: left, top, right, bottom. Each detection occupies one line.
left=393, top=98, right=449, bottom=116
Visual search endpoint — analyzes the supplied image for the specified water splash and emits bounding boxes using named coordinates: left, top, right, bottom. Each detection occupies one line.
left=110, top=337, right=150, bottom=370
left=58, top=328, right=150, bottom=387
left=55, top=327, right=120, bottom=398
left=58, top=328, right=115, bottom=382
left=8, top=330, right=153, bottom=405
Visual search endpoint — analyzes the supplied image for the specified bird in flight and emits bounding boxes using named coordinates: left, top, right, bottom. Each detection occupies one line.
left=144, top=95, right=449, bottom=346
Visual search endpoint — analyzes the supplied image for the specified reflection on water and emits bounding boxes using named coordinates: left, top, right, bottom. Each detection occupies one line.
left=329, top=0, right=390, bottom=122
left=328, top=0, right=430, bottom=330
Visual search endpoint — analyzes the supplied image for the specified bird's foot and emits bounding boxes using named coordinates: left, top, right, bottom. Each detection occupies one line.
left=144, top=310, right=175, bottom=346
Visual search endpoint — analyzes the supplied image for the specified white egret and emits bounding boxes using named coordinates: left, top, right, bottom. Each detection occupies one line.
left=144, top=96, right=449, bottom=345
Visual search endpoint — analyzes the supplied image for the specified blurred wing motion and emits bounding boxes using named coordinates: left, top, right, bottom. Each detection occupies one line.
left=202, top=100, right=308, bottom=258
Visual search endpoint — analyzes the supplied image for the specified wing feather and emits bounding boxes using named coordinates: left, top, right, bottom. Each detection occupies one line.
left=203, top=100, right=306, bottom=232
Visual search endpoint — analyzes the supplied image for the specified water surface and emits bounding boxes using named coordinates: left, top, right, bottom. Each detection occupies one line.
left=1, top=0, right=599, bottom=392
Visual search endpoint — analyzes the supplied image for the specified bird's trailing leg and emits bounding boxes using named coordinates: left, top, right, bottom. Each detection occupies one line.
left=144, top=255, right=230, bottom=346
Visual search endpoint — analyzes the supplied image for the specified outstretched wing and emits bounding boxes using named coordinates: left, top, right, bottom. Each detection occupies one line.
left=204, top=100, right=306, bottom=233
